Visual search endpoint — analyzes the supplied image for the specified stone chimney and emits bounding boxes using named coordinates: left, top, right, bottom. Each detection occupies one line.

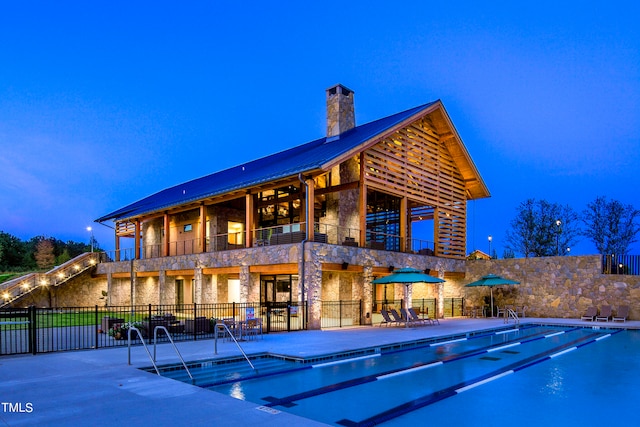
left=326, top=84, right=355, bottom=138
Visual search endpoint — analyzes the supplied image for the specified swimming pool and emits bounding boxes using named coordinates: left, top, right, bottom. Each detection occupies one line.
left=154, top=324, right=640, bottom=426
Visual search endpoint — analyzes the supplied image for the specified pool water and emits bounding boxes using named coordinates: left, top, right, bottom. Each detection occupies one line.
left=156, top=325, right=640, bottom=426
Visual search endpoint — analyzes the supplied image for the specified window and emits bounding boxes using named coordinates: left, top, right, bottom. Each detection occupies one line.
left=183, top=224, right=193, bottom=232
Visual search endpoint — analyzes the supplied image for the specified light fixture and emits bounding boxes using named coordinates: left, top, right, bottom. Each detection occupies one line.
left=341, top=262, right=349, bottom=270
left=87, top=226, right=94, bottom=253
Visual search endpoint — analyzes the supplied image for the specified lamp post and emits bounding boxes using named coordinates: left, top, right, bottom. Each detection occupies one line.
left=555, top=220, right=562, bottom=256
left=488, top=235, right=492, bottom=258
left=87, top=226, right=94, bottom=252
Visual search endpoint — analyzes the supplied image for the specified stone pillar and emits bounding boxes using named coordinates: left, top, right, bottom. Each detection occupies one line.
left=303, top=250, right=323, bottom=330
left=158, top=270, right=166, bottom=305
left=194, top=267, right=203, bottom=304
left=239, top=265, right=251, bottom=303
left=107, top=273, right=113, bottom=306
left=362, top=266, right=374, bottom=325
left=210, top=274, right=218, bottom=303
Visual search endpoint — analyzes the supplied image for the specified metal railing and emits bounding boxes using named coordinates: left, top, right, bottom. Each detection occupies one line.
left=0, top=302, right=310, bottom=356
left=602, top=254, right=640, bottom=275
left=1, top=253, right=99, bottom=308
left=505, top=308, right=519, bottom=324
left=321, top=300, right=362, bottom=328
left=100, top=221, right=437, bottom=262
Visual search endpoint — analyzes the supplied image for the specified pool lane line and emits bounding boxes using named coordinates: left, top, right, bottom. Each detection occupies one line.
left=337, top=330, right=611, bottom=427
left=312, top=353, right=380, bottom=368
left=263, top=327, right=574, bottom=408
left=197, top=365, right=313, bottom=388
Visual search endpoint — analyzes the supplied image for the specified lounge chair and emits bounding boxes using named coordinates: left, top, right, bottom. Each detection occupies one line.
left=401, top=308, right=425, bottom=326
left=408, top=308, right=430, bottom=325
left=581, top=306, right=597, bottom=321
left=612, top=305, right=630, bottom=322
left=596, top=305, right=612, bottom=322
left=390, top=309, right=410, bottom=326
left=379, top=310, right=397, bottom=327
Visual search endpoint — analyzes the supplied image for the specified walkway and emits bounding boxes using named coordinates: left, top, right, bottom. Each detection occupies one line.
left=0, top=317, right=637, bottom=426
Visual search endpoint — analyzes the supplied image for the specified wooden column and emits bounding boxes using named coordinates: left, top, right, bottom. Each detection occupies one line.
left=163, top=213, right=170, bottom=257
left=199, top=203, right=206, bottom=253
left=245, top=192, right=254, bottom=248
left=433, top=208, right=440, bottom=257
left=359, top=153, right=367, bottom=248
left=305, top=178, right=315, bottom=241
left=134, top=220, right=141, bottom=260
left=400, top=196, right=408, bottom=252
left=115, top=230, right=121, bottom=262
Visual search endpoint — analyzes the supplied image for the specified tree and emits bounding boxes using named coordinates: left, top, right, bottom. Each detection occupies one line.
left=34, top=238, right=56, bottom=270
left=505, top=199, right=580, bottom=257
left=0, top=231, right=27, bottom=270
left=583, top=196, right=640, bottom=255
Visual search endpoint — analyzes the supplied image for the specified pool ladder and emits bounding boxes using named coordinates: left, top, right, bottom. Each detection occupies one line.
left=505, top=308, right=520, bottom=325
left=127, top=326, right=194, bottom=383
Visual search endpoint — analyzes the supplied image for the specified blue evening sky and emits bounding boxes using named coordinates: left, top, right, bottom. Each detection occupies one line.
left=1, top=1, right=638, bottom=256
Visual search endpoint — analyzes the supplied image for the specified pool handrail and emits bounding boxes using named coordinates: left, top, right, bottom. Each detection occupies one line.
left=505, top=308, right=520, bottom=325
left=152, top=325, right=194, bottom=383
left=214, top=322, right=257, bottom=373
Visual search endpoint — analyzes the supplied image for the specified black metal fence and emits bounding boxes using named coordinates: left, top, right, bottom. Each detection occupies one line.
left=321, top=300, right=363, bottom=328
left=0, top=302, right=308, bottom=356
left=602, top=254, right=640, bottom=275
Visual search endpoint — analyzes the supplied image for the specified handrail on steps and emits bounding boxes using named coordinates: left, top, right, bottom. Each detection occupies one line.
left=127, top=326, right=194, bottom=383
left=505, top=308, right=520, bottom=325
left=214, top=322, right=257, bottom=374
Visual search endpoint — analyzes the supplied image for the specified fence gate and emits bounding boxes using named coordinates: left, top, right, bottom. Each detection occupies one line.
left=263, top=301, right=307, bottom=333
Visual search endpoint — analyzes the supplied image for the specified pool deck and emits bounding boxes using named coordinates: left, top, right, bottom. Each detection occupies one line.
left=1, top=317, right=638, bottom=426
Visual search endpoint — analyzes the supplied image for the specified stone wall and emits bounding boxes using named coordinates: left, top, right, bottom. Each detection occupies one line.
left=16, top=247, right=639, bottom=324
left=462, top=255, right=640, bottom=320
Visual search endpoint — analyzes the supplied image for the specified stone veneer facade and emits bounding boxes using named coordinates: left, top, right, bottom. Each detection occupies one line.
left=33, top=252, right=639, bottom=327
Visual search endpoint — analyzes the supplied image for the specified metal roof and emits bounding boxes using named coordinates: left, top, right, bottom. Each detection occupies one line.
left=96, top=101, right=442, bottom=222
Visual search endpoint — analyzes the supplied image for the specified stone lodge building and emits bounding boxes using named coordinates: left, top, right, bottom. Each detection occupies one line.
left=89, top=84, right=490, bottom=329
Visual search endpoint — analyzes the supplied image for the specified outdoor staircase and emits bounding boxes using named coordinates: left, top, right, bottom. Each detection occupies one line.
left=0, top=253, right=99, bottom=308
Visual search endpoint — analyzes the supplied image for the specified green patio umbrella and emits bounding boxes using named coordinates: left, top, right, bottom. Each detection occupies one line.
left=465, top=274, right=520, bottom=317
left=372, top=268, right=445, bottom=327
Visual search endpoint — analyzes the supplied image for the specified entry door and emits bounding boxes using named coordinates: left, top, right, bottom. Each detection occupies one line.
left=262, top=279, right=291, bottom=332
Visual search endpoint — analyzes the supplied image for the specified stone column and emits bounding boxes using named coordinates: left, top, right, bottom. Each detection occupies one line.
left=106, top=273, right=113, bottom=306
left=304, top=253, right=323, bottom=330
left=362, top=266, right=374, bottom=325
left=194, top=267, right=203, bottom=304
left=239, top=265, right=251, bottom=303
left=158, top=269, right=166, bottom=305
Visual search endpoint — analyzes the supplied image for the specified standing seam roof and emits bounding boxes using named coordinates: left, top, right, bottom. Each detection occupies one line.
left=96, top=102, right=436, bottom=222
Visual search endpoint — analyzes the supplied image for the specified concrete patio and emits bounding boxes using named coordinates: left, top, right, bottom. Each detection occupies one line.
left=1, top=317, right=637, bottom=426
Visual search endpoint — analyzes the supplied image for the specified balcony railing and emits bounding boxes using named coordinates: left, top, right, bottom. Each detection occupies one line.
left=101, top=221, right=436, bottom=262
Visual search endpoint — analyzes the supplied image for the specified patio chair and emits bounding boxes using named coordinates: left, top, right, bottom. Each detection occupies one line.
left=581, top=306, right=597, bottom=321
left=401, top=308, right=424, bottom=326
left=596, top=305, right=612, bottom=322
left=496, top=306, right=507, bottom=318
left=243, top=318, right=263, bottom=340
left=408, top=308, right=430, bottom=325
left=390, top=309, right=410, bottom=326
left=379, top=310, right=397, bottom=327
left=515, top=306, right=527, bottom=318
left=612, top=305, right=630, bottom=322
